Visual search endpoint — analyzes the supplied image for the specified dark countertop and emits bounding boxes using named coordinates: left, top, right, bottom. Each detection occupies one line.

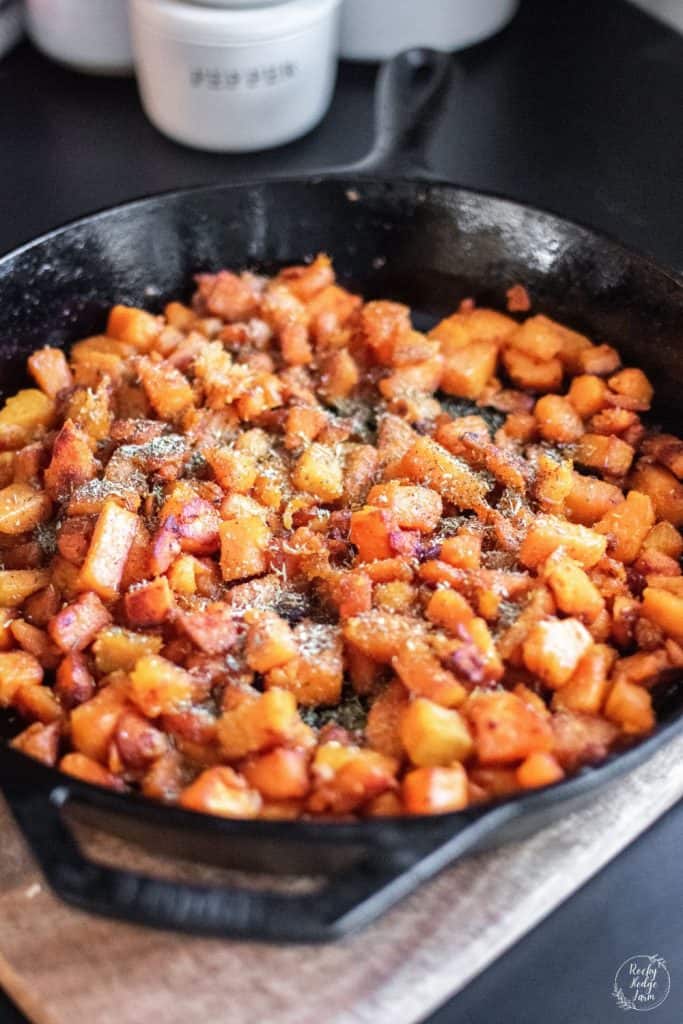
left=0, top=1, right=682, bottom=1021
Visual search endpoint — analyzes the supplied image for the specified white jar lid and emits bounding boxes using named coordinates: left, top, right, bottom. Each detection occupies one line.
left=132, top=0, right=341, bottom=43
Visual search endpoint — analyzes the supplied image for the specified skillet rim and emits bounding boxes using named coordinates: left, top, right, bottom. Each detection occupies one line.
left=0, top=172, right=681, bottom=841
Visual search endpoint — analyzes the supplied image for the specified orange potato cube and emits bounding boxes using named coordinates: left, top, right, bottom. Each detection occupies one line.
left=403, top=763, right=469, bottom=814
left=629, top=462, right=683, bottom=527
left=217, top=687, right=301, bottom=760
left=219, top=515, right=271, bottom=582
left=319, top=349, right=360, bottom=400
left=179, top=766, right=261, bottom=818
left=92, top=627, right=162, bottom=674
left=60, top=752, right=125, bottom=791
left=575, top=433, right=634, bottom=477
left=393, top=641, right=467, bottom=708
left=564, top=472, right=624, bottom=525
left=128, top=654, right=194, bottom=718
left=343, top=611, right=423, bottom=664
left=0, top=569, right=51, bottom=608
left=291, top=443, right=344, bottom=502
left=124, top=576, right=175, bottom=627
left=0, top=650, right=44, bottom=706
left=11, top=720, right=61, bottom=766
left=523, top=617, right=593, bottom=688
left=13, top=682, right=62, bottom=724
left=78, top=499, right=139, bottom=600
left=544, top=555, right=605, bottom=621
left=426, top=588, right=475, bottom=633
left=534, top=394, right=584, bottom=443
left=399, top=436, right=488, bottom=509
left=604, top=679, right=655, bottom=735
left=441, top=339, right=498, bottom=399
left=0, top=482, right=51, bottom=535
left=308, top=746, right=398, bottom=815
left=520, top=514, right=607, bottom=568
left=467, top=691, right=554, bottom=764
left=349, top=507, right=395, bottom=562
left=641, top=587, right=683, bottom=641
left=107, top=304, right=160, bottom=351
left=594, top=490, right=655, bottom=563
left=138, top=358, right=194, bottom=419
left=44, top=420, right=97, bottom=500
left=265, top=623, right=343, bottom=706
left=516, top=752, right=564, bottom=789
left=429, top=308, right=516, bottom=351
left=245, top=610, right=298, bottom=673
left=502, top=347, right=563, bottom=392
left=575, top=344, right=620, bottom=376
left=367, top=481, right=442, bottom=532
left=242, top=747, right=310, bottom=800
left=508, top=315, right=565, bottom=360
left=70, top=679, right=129, bottom=762
left=205, top=446, right=258, bottom=492
left=48, top=591, right=112, bottom=653
left=0, top=389, right=55, bottom=447
left=552, top=643, right=616, bottom=715
left=400, top=698, right=473, bottom=767
left=28, top=347, right=73, bottom=398
left=608, top=367, right=653, bottom=408
left=365, top=679, right=409, bottom=759
left=642, top=521, right=683, bottom=560
left=55, top=651, right=96, bottom=709
left=567, top=374, right=608, bottom=418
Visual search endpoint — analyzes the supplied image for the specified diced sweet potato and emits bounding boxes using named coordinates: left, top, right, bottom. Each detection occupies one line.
left=575, top=433, right=634, bottom=477
left=265, top=623, right=343, bottom=706
left=365, top=680, right=409, bottom=759
left=48, top=591, right=112, bottom=652
left=608, top=368, right=653, bottom=408
left=399, top=436, right=488, bottom=509
left=594, top=490, right=655, bottom=563
left=242, top=747, right=310, bottom=800
left=403, top=763, right=468, bottom=814
left=60, top=752, right=126, bottom=791
left=0, top=482, right=52, bottom=535
left=0, top=650, right=44, bottom=706
left=0, top=389, right=55, bottom=448
left=641, top=587, right=683, bottom=641
left=520, top=514, right=607, bottom=568
left=466, top=691, right=554, bottom=764
left=441, top=340, right=498, bottom=399
left=114, top=709, right=168, bottom=769
left=564, top=472, right=624, bottom=525
left=523, top=617, right=593, bottom=688
left=641, top=521, right=683, bottom=560
left=128, top=654, right=194, bottom=718
left=70, top=678, right=129, bottom=762
left=308, top=745, right=398, bottom=815
left=78, top=500, right=139, bottom=600
left=205, top=446, right=258, bottom=492
left=426, top=588, right=475, bottom=633
left=604, top=679, right=655, bottom=735
left=176, top=602, right=237, bottom=655
left=349, top=507, right=395, bottom=562
left=219, top=515, right=271, bottom=582
left=552, top=644, right=616, bottom=715
left=124, top=576, right=174, bottom=627
left=28, top=347, right=73, bottom=398
left=10, top=619, right=60, bottom=668
left=502, top=347, right=563, bottom=393
left=629, top=462, right=683, bottom=527
left=641, top=433, right=683, bottom=479
left=534, top=394, right=584, bottom=443
left=245, top=610, right=298, bottom=672
left=567, top=374, right=608, bottom=418
left=44, top=420, right=97, bottom=500
left=544, top=554, right=605, bottom=621
left=13, top=682, right=62, bottom=723
left=392, top=640, right=467, bottom=708
left=217, top=687, right=301, bottom=760
left=291, top=443, right=344, bottom=502
left=138, top=357, right=194, bottom=419
left=516, top=751, right=564, bottom=789
left=401, top=698, right=473, bottom=766
left=367, top=481, right=442, bottom=533
left=11, top=720, right=61, bottom=766
left=107, top=305, right=160, bottom=351
left=92, top=626, right=162, bottom=674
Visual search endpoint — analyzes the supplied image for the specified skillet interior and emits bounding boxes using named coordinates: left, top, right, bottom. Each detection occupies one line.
left=0, top=177, right=682, bottom=877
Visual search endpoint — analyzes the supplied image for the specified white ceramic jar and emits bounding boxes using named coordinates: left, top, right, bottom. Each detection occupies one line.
left=25, top=0, right=134, bottom=75
left=129, top=0, right=342, bottom=152
left=340, top=0, right=519, bottom=61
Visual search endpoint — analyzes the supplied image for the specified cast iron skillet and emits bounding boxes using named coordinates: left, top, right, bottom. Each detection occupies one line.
left=0, top=51, right=681, bottom=944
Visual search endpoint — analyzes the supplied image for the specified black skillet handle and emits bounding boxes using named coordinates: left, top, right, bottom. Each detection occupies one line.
left=2, top=780, right=515, bottom=943
left=351, top=49, right=455, bottom=177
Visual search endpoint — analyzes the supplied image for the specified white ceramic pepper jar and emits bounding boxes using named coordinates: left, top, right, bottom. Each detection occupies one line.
left=129, top=0, right=342, bottom=152
left=25, top=0, right=134, bottom=75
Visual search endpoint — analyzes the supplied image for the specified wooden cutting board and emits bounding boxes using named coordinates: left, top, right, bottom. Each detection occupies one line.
left=1, top=733, right=683, bottom=1024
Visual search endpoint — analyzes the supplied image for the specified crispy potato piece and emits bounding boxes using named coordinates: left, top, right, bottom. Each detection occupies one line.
left=245, top=610, right=298, bottom=672
left=60, top=752, right=126, bottom=790
left=124, top=576, right=174, bottom=627
left=564, top=472, right=624, bottom=526
left=78, top=500, right=139, bottom=600
left=0, top=389, right=55, bottom=448
left=401, top=698, right=473, bottom=767
left=641, top=587, right=683, bottom=641
left=399, top=436, right=488, bottom=509
left=48, top=591, right=112, bottom=653
left=594, top=490, right=655, bottom=563
left=0, top=482, right=51, bottom=535
left=466, top=691, right=554, bottom=764
left=93, top=626, right=163, bottom=674
left=217, top=688, right=302, bottom=760
left=575, top=433, right=634, bottom=477
left=11, top=720, right=61, bottom=766
left=70, top=677, right=129, bottom=762
left=523, top=617, right=593, bottom=688
left=44, top=420, right=97, bottom=500
left=534, top=394, right=584, bottom=443
left=219, top=515, right=271, bottom=582
left=128, top=654, right=194, bottom=718
left=107, top=305, right=160, bottom=351
left=629, top=462, right=683, bottom=527
left=265, top=623, right=343, bottom=706
left=367, top=481, right=442, bottom=532
left=242, top=747, right=310, bottom=801
left=520, top=514, right=607, bottom=568
left=403, top=763, right=469, bottom=814
left=516, top=752, right=564, bottom=789
left=604, top=679, right=655, bottom=735
left=28, top=347, right=73, bottom=398
left=0, top=650, right=44, bottom=706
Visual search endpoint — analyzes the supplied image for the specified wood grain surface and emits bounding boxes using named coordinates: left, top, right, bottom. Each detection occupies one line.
left=1, top=734, right=682, bottom=1024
